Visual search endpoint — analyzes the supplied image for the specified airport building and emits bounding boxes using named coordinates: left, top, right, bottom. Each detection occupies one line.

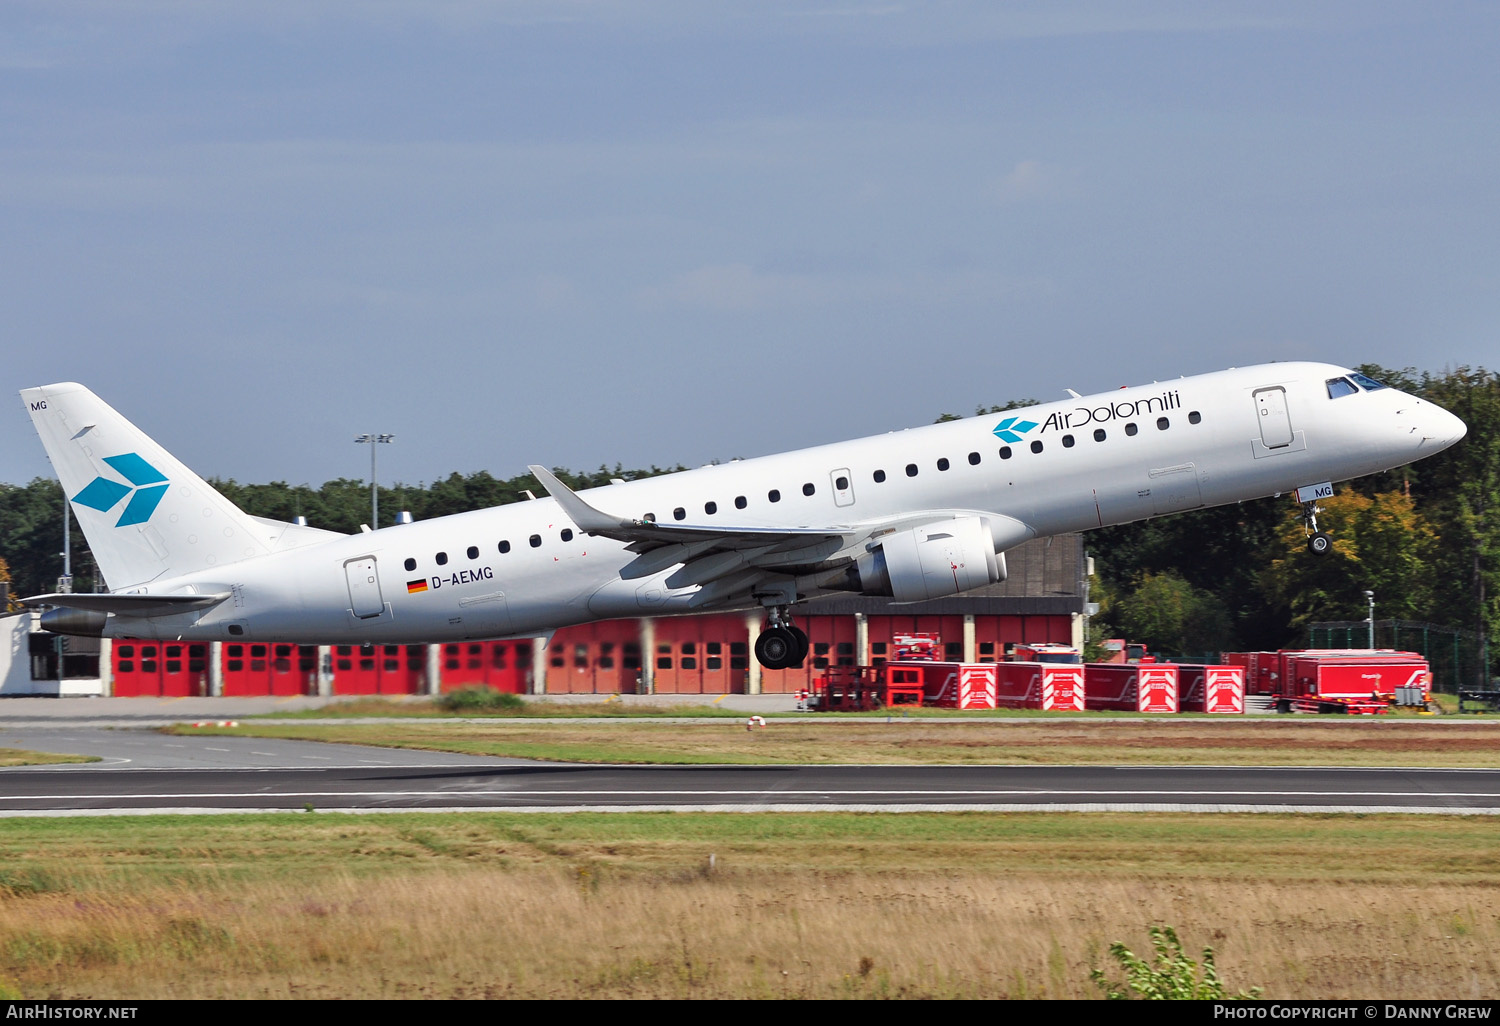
left=2, top=534, right=1086, bottom=698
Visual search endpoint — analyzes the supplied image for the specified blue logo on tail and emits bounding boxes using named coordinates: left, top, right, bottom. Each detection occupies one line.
left=992, top=416, right=1039, bottom=444
left=72, top=453, right=169, bottom=527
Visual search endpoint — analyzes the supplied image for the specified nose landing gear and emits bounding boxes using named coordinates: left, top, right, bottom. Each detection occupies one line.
left=1302, top=499, right=1332, bottom=555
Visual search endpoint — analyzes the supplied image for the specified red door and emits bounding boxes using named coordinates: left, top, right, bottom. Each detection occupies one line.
left=652, top=615, right=747, bottom=694
left=332, top=644, right=419, bottom=694
left=547, top=622, right=640, bottom=694
left=113, top=640, right=203, bottom=696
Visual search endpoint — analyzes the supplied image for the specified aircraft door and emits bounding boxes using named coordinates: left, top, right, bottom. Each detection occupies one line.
left=1148, top=463, right=1203, bottom=515
left=1254, top=387, right=1294, bottom=448
left=830, top=468, right=856, bottom=507
left=344, top=556, right=385, bottom=619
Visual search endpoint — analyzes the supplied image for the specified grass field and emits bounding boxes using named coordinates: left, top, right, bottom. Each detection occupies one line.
left=168, top=717, right=1500, bottom=767
left=0, top=748, right=98, bottom=767
left=1, top=811, right=1497, bottom=999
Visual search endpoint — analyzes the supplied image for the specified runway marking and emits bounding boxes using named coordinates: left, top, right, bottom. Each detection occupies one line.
left=300, top=755, right=331, bottom=760
left=4, top=788, right=1500, bottom=803
left=5, top=804, right=1500, bottom=819
left=205, top=747, right=231, bottom=752
left=251, top=752, right=278, bottom=757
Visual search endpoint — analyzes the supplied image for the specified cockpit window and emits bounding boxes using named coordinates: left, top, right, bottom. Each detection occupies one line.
left=1348, top=372, right=1388, bottom=391
left=1326, top=377, right=1358, bottom=399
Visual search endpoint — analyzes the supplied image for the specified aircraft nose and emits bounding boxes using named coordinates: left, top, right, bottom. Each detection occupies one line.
left=1438, top=406, right=1467, bottom=445
left=1421, top=403, right=1467, bottom=450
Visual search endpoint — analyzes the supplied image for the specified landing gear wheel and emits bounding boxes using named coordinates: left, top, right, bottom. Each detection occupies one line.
left=755, top=627, right=798, bottom=670
left=1307, top=532, right=1332, bottom=555
left=786, top=625, right=809, bottom=665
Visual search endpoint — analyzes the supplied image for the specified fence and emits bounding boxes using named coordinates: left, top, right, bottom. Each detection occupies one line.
left=1308, top=619, right=1490, bottom=692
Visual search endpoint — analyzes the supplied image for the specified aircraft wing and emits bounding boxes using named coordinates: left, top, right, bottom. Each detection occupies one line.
left=528, top=466, right=1034, bottom=608
left=528, top=465, right=856, bottom=597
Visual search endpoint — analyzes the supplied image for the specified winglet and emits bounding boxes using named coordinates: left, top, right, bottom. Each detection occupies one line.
left=527, top=465, right=634, bottom=534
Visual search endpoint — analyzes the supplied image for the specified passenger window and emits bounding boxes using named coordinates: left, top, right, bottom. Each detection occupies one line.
left=1189, top=411, right=1202, bottom=424
left=1326, top=377, right=1358, bottom=399
left=673, top=507, right=686, bottom=521
left=1062, top=435, right=1075, bottom=448
left=404, top=557, right=416, bottom=571
left=802, top=483, right=815, bottom=496
left=874, top=469, right=886, bottom=483
left=1093, top=428, right=1106, bottom=441
left=999, top=446, right=1012, bottom=459
left=1156, top=417, right=1169, bottom=430
left=905, top=464, right=918, bottom=477
left=561, top=529, right=573, bottom=542
left=705, top=501, right=717, bottom=515
left=466, top=546, right=479, bottom=559
left=1125, top=423, right=1139, bottom=436
left=768, top=489, right=781, bottom=503
left=1030, top=440, right=1043, bottom=454
left=968, top=452, right=980, bottom=465
left=937, top=458, right=950, bottom=471
left=499, top=540, right=511, bottom=554
left=835, top=476, right=849, bottom=490
left=435, top=552, right=448, bottom=565
left=529, top=534, right=541, bottom=548
left=734, top=496, right=747, bottom=509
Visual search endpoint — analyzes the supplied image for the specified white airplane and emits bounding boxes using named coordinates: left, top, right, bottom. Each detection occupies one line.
left=19, top=363, right=1466, bottom=670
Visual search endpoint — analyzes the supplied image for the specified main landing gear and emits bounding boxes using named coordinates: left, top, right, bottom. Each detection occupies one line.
left=1301, top=498, right=1333, bottom=555
left=755, top=607, right=809, bottom=670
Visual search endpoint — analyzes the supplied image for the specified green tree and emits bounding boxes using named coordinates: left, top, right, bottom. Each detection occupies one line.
left=1413, top=368, right=1500, bottom=682
left=1104, top=571, right=1232, bottom=659
left=0, top=478, right=93, bottom=598
left=1260, top=487, right=1437, bottom=632
left=934, top=398, right=1039, bottom=424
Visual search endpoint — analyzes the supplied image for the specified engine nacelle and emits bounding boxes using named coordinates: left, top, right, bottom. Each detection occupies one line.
left=854, top=516, right=1004, bottom=602
left=39, top=606, right=108, bottom=637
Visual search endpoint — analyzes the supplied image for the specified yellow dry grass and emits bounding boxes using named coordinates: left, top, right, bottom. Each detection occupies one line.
left=179, top=717, right=1500, bottom=767
left=5, top=868, right=1500, bottom=999
left=2, top=812, right=1499, bottom=999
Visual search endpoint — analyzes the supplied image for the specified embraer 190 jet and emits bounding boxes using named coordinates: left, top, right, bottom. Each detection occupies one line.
left=20, top=363, right=1466, bottom=670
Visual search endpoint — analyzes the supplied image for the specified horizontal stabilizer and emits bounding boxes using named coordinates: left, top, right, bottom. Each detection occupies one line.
left=22, top=592, right=230, bottom=618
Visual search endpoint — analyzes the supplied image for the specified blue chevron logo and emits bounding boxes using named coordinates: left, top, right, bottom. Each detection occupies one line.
left=72, top=453, right=169, bottom=527
left=992, top=416, right=1040, bottom=444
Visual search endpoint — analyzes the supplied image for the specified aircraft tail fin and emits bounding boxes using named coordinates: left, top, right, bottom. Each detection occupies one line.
left=20, top=382, right=281, bottom=590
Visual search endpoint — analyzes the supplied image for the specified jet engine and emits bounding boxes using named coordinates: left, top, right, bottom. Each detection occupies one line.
left=848, top=516, right=1005, bottom=602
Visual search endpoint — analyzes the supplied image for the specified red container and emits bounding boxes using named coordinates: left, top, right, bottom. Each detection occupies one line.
left=1177, top=665, right=1245, bottom=714
left=996, top=663, right=1085, bottom=710
left=905, top=661, right=998, bottom=709
left=1084, top=664, right=1178, bottom=712
left=1287, top=654, right=1428, bottom=701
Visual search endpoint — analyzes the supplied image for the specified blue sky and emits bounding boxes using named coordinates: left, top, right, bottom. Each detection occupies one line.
left=4, top=1, right=1498, bottom=495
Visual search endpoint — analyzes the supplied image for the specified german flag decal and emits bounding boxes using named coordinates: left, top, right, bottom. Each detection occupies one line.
left=406, top=579, right=429, bottom=595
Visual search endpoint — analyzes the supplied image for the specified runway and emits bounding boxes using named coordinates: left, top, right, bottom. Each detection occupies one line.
left=3, top=728, right=1499, bottom=815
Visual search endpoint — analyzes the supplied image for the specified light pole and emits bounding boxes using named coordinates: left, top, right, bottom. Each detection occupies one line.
left=354, top=433, right=395, bottom=528
left=1364, top=590, right=1375, bottom=649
